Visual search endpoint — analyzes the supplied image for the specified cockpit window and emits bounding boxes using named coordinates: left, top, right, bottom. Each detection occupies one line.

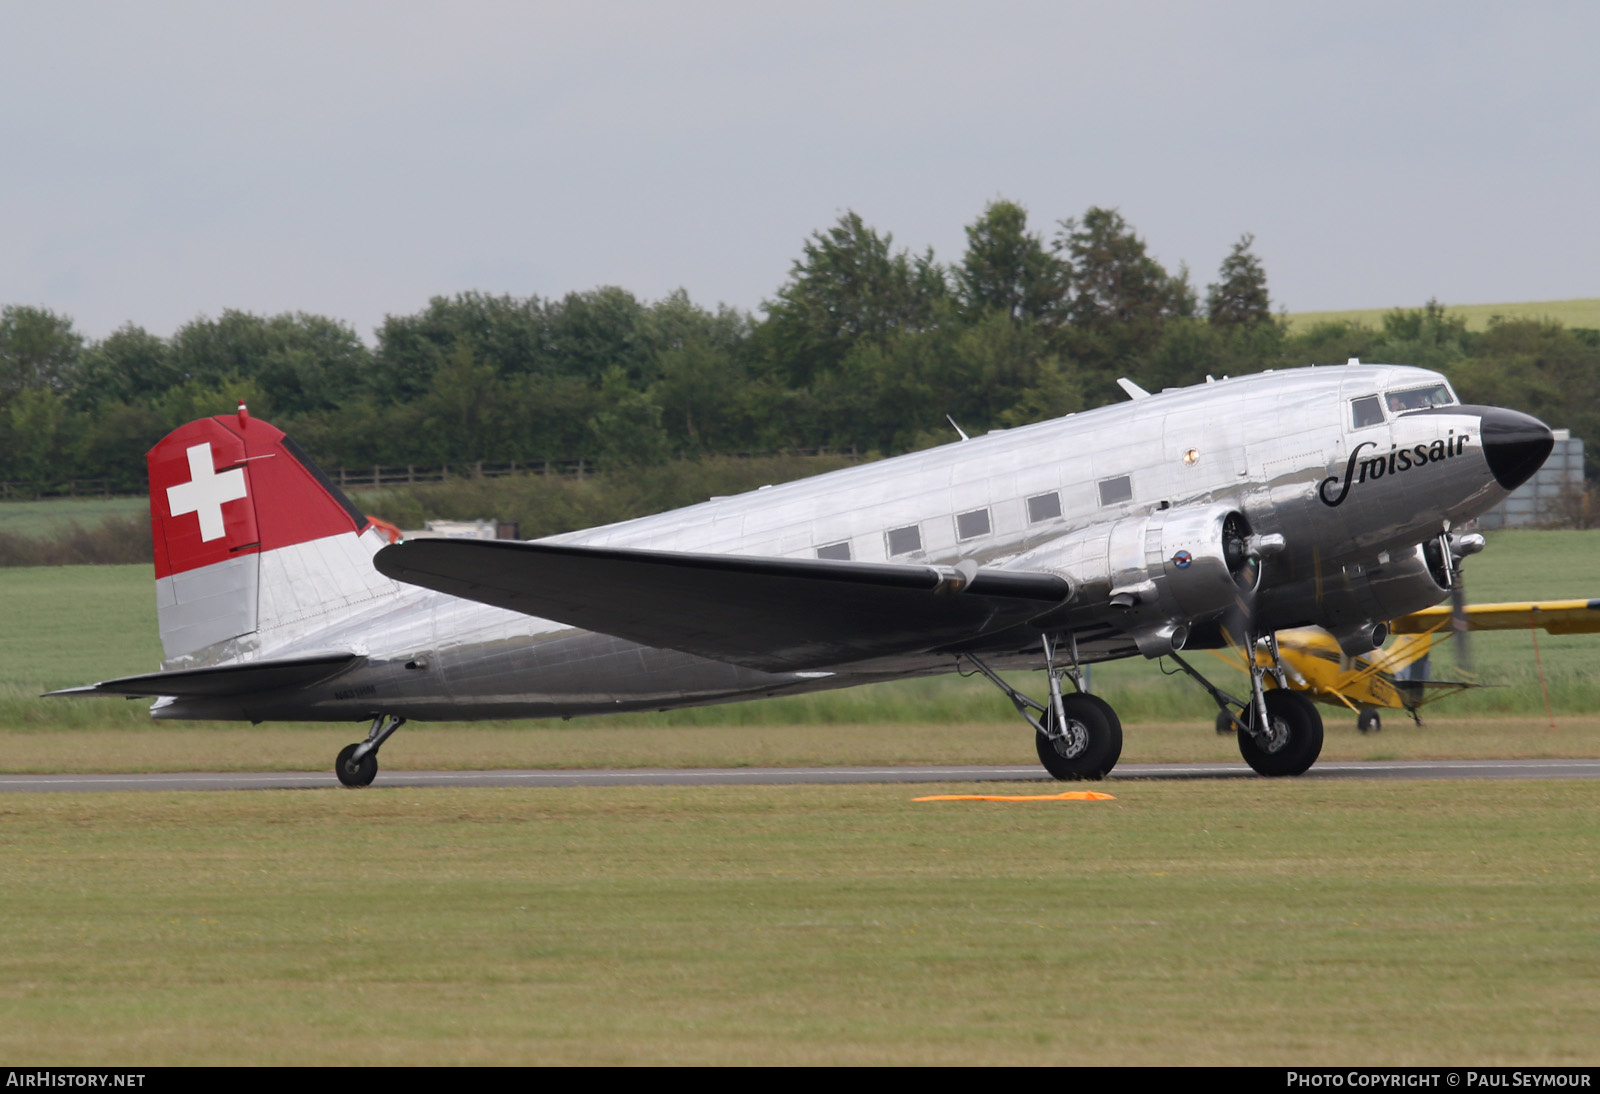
left=1385, top=384, right=1456, bottom=413
left=1351, top=395, right=1385, bottom=429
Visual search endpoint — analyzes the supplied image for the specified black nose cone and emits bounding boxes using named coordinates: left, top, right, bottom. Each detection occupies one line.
left=1480, top=407, right=1554, bottom=491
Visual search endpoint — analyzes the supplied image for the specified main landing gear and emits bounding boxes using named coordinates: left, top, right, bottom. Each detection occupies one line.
left=1167, top=633, right=1324, bottom=777
left=336, top=714, right=405, bottom=788
left=967, top=636, right=1123, bottom=780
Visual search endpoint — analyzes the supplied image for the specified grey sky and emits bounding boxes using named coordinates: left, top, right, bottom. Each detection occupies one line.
left=3, top=1, right=1596, bottom=341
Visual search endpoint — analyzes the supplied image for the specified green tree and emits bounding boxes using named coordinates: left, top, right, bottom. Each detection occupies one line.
left=1205, top=233, right=1272, bottom=327
left=415, top=342, right=502, bottom=463
left=653, top=335, right=755, bottom=453
left=545, top=287, right=654, bottom=385
left=996, top=358, right=1085, bottom=427
left=373, top=292, right=548, bottom=404
left=6, top=387, right=72, bottom=484
left=762, top=211, right=948, bottom=386
left=76, top=400, right=167, bottom=492
left=167, top=310, right=369, bottom=415
left=1055, top=207, right=1186, bottom=331
left=588, top=366, right=670, bottom=469
left=0, top=305, right=83, bottom=408
left=955, top=200, right=1069, bottom=325
left=71, top=323, right=176, bottom=408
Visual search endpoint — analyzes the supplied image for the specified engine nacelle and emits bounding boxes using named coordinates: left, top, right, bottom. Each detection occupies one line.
left=1011, top=504, right=1262, bottom=657
left=1262, top=541, right=1450, bottom=647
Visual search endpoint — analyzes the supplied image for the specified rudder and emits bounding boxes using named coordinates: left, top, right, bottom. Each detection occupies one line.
left=148, top=404, right=400, bottom=666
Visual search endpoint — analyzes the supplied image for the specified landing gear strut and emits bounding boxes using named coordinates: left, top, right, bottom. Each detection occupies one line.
left=336, top=714, right=405, bottom=788
left=967, top=635, right=1123, bottom=780
left=1168, top=632, right=1324, bottom=777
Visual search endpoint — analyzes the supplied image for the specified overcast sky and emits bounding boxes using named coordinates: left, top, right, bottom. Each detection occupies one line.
left=3, top=1, right=1596, bottom=342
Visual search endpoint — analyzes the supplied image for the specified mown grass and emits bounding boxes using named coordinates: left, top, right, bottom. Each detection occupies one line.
left=1284, top=297, right=1600, bottom=334
left=0, top=715, right=1594, bottom=775
left=0, top=496, right=147, bottom=539
left=0, top=780, right=1594, bottom=1065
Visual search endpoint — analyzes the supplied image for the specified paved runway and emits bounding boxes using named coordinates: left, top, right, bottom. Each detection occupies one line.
left=2, top=758, right=1598, bottom=793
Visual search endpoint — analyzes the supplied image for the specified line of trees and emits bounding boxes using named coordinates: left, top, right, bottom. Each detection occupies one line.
left=4, top=199, right=1599, bottom=495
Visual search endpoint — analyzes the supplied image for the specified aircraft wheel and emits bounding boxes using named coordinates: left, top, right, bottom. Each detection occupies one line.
left=335, top=743, right=378, bottom=788
left=1236, top=690, right=1324, bottom=777
left=1357, top=708, right=1382, bottom=734
left=1035, top=693, right=1123, bottom=781
left=1215, top=709, right=1235, bottom=735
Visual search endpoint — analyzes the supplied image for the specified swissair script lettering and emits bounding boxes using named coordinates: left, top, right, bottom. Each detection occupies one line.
left=1319, top=433, right=1469, bottom=508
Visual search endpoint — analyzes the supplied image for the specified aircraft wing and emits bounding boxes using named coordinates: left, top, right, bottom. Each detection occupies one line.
left=44, top=652, right=364, bottom=699
left=1391, top=599, right=1600, bottom=636
left=375, top=539, right=1070, bottom=672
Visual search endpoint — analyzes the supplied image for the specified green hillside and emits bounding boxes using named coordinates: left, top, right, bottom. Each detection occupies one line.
left=1285, top=297, right=1600, bottom=334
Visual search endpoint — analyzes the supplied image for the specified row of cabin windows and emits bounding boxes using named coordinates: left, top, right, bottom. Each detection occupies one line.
left=814, top=489, right=1071, bottom=561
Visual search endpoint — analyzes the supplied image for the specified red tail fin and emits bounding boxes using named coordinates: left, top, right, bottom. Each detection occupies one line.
left=149, top=413, right=369, bottom=579
left=147, top=414, right=395, bottom=664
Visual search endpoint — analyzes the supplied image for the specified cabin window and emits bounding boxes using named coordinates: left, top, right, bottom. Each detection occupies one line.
left=955, top=508, right=991, bottom=540
left=1098, top=475, right=1132, bottom=506
left=1027, top=491, right=1062, bottom=523
left=1351, top=395, right=1385, bottom=428
left=886, top=524, right=922, bottom=556
left=816, top=542, right=851, bottom=561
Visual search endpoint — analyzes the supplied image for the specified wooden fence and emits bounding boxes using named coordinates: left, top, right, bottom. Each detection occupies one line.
left=2, top=446, right=861, bottom=501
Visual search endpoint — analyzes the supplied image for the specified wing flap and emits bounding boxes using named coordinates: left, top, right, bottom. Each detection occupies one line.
left=375, top=539, right=1069, bottom=672
left=45, top=652, right=364, bottom=699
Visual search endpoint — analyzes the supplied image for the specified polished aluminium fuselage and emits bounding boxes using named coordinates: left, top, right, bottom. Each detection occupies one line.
left=155, top=364, right=1514, bottom=722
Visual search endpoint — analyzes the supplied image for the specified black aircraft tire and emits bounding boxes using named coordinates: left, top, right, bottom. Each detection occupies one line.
left=1358, top=707, right=1382, bottom=734
left=1215, top=709, right=1236, bottom=735
left=336, top=743, right=379, bottom=788
left=1236, top=690, right=1324, bottom=777
left=1035, top=693, right=1123, bottom=781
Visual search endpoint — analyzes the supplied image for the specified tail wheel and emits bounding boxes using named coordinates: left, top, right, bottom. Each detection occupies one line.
left=1035, top=692, right=1123, bottom=781
left=1357, top=707, right=1382, bottom=734
left=1236, top=689, right=1324, bottom=776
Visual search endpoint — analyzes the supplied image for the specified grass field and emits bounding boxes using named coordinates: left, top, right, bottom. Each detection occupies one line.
left=0, top=496, right=147, bottom=539
left=1284, top=297, right=1600, bottom=334
left=1, top=780, right=1595, bottom=1065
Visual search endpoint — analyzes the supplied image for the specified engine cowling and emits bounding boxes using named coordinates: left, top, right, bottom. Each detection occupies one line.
left=1261, top=541, right=1450, bottom=654
left=1010, top=504, right=1262, bottom=657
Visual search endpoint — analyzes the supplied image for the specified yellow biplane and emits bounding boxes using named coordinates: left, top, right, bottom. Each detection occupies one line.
left=1216, top=599, right=1600, bottom=733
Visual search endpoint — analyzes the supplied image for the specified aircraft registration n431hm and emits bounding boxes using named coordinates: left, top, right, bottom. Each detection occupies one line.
left=51, top=361, right=1553, bottom=786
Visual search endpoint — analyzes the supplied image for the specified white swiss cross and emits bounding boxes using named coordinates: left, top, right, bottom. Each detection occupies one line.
left=167, top=442, right=248, bottom=542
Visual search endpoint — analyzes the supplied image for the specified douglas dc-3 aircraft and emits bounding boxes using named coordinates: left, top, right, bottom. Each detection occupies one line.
left=51, top=362, right=1553, bottom=786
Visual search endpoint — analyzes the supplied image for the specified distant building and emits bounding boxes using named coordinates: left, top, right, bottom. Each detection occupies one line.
left=401, top=519, right=521, bottom=541
left=1473, top=430, right=1584, bottom=529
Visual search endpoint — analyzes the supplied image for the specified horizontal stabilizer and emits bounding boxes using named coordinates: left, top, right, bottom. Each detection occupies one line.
left=45, top=652, right=363, bottom=699
left=375, top=539, right=1070, bottom=672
